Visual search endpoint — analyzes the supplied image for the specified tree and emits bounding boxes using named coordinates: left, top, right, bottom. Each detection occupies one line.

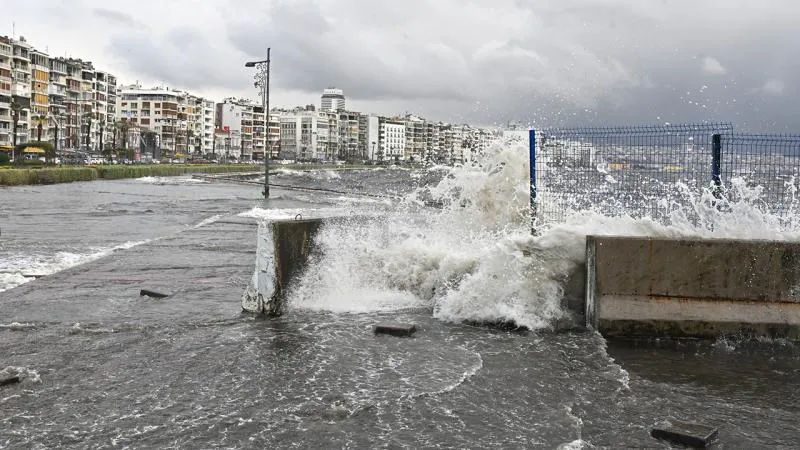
left=10, top=100, right=21, bottom=162
left=115, top=120, right=130, bottom=151
left=186, top=129, right=196, bottom=155
left=33, top=114, right=48, bottom=142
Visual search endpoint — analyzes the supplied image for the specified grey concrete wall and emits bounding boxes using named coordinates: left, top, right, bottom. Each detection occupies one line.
left=586, top=236, right=800, bottom=339
left=241, top=218, right=323, bottom=316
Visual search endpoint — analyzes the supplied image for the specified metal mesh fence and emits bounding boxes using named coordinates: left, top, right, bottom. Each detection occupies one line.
left=530, top=123, right=734, bottom=228
left=719, top=133, right=800, bottom=217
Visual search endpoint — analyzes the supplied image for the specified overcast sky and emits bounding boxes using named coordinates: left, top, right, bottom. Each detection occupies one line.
left=4, top=0, right=799, bottom=130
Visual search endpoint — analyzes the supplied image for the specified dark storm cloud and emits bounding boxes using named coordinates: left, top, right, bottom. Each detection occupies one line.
left=83, top=0, right=800, bottom=130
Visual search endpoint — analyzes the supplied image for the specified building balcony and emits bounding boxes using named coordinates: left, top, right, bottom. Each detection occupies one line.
left=12, top=85, right=30, bottom=97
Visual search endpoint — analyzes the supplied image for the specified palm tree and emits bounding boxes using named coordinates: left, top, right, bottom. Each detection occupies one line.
left=115, top=120, right=130, bottom=151
left=33, top=114, right=48, bottom=142
left=10, top=100, right=21, bottom=162
left=186, top=129, right=195, bottom=156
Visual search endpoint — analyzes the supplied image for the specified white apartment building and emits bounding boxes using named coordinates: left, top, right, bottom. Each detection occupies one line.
left=379, top=119, right=406, bottom=162
left=213, top=128, right=242, bottom=161
left=320, top=88, right=345, bottom=113
left=279, top=110, right=331, bottom=161
left=362, top=115, right=380, bottom=161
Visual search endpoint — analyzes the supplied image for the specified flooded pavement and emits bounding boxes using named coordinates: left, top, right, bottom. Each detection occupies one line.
left=1, top=175, right=799, bottom=448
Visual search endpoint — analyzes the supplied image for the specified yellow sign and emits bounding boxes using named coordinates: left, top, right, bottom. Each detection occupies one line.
left=23, top=147, right=46, bottom=154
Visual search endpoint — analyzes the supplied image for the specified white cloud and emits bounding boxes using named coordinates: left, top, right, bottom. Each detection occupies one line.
left=701, top=56, right=727, bottom=75
left=762, top=79, right=785, bottom=95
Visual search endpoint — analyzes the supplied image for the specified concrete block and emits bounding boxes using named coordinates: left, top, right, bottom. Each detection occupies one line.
left=242, top=218, right=323, bottom=316
left=374, top=322, right=417, bottom=337
left=0, top=375, right=20, bottom=386
left=586, top=236, right=800, bottom=339
left=140, top=289, right=169, bottom=298
left=651, top=420, right=718, bottom=448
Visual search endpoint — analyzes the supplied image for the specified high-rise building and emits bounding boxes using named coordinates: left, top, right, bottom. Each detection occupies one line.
left=8, top=36, right=32, bottom=147
left=0, top=38, right=14, bottom=150
left=320, top=88, right=345, bottom=113
left=48, top=57, right=68, bottom=149
left=29, top=48, right=50, bottom=143
left=52, top=58, right=117, bottom=152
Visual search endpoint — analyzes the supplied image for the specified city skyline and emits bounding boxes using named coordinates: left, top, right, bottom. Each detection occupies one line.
left=0, top=31, right=491, bottom=165
left=5, top=0, right=800, bottom=131
left=0, top=31, right=479, bottom=129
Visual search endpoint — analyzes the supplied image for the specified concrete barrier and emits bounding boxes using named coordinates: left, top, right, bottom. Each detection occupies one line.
left=241, top=218, right=323, bottom=316
left=585, top=236, right=800, bottom=339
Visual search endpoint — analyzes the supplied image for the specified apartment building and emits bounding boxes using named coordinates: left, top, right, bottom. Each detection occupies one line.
left=213, top=127, right=242, bottom=160
left=48, top=57, right=68, bottom=149
left=403, top=115, right=426, bottom=162
left=359, top=114, right=380, bottom=161
left=8, top=36, right=31, bottom=147
left=217, top=98, right=262, bottom=160
left=279, top=109, right=331, bottom=161
left=267, top=113, right=280, bottom=159
left=379, top=119, right=406, bottom=162
left=320, top=88, right=345, bottom=113
left=336, top=110, right=361, bottom=160
left=118, top=84, right=215, bottom=159
left=0, top=38, right=13, bottom=149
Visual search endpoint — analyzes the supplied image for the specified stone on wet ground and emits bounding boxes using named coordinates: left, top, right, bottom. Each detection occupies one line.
left=139, top=289, right=169, bottom=298
left=374, top=322, right=417, bottom=337
left=651, top=419, right=718, bottom=448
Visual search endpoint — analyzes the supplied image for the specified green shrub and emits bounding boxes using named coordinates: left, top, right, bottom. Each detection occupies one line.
left=2, top=163, right=269, bottom=186
left=0, top=169, right=30, bottom=186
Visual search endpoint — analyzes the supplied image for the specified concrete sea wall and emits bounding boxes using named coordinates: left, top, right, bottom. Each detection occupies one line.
left=585, top=236, right=800, bottom=339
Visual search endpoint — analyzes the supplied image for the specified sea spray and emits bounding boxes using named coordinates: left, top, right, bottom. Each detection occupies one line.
left=282, top=134, right=800, bottom=329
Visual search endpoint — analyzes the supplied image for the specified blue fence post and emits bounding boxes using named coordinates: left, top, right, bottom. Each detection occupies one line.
left=529, top=129, right=538, bottom=235
left=712, top=133, right=722, bottom=198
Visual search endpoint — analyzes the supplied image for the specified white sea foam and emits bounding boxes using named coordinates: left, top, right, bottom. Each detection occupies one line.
left=273, top=168, right=342, bottom=181
left=0, top=366, right=41, bottom=384
left=237, top=207, right=347, bottom=221
left=193, top=214, right=223, bottom=229
left=273, top=135, right=800, bottom=328
left=135, top=176, right=208, bottom=185
left=0, top=240, right=151, bottom=293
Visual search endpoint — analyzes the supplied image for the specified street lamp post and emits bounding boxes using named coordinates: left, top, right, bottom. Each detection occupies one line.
left=245, top=48, right=271, bottom=199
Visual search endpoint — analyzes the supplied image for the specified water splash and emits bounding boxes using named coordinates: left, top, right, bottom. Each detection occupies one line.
left=284, top=135, right=800, bottom=329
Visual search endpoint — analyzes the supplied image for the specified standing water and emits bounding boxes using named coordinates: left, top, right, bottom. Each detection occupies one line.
left=1, top=138, right=799, bottom=448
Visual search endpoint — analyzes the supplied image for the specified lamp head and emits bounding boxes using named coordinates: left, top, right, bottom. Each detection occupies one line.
left=245, top=62, right=256, bottom=68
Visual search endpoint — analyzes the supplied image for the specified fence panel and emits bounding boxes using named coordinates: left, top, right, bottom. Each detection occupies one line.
left=719, top=133, right=800, bottom=218
left=530, top=123, right=734, bottom=228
